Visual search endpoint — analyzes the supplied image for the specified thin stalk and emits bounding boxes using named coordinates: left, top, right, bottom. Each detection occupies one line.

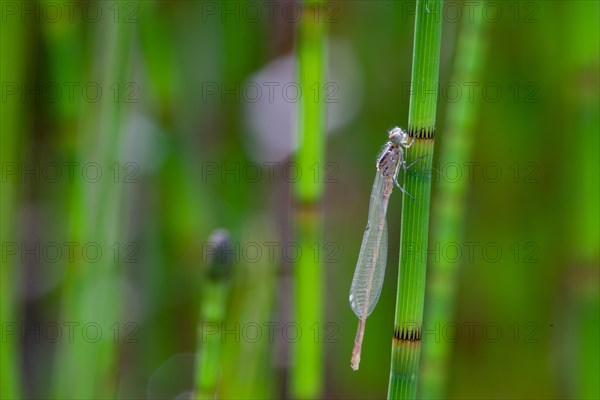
left=569, top=108, right=600, bottom=399
left=219, top=218, right=277, bottom=400
left=565, top=4, right=600, bottom=396
left=388, top=1, right=443, bottom=399
left=418, top=8, right=487, bottom=399
left=291, top=0, right=327, bottom=398
left=0, top=10, right=26, bottom=400
left=194, top=230, right=232, bottom=399
left=52, top=3, right=134, bottom=397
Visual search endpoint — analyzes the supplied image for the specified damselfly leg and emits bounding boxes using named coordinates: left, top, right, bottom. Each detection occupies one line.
left=392, top=152, right=430, bottom=201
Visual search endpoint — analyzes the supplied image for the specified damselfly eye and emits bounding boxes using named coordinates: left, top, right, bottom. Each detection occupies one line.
left=388, top=127, right=407, bottom=145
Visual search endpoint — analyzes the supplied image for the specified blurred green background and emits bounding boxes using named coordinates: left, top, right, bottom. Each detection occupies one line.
left=1, top=1, right=598, bottom=399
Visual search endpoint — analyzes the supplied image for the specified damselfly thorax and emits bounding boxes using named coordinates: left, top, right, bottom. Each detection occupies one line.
left=376, top=127, right=417, bottom=199
left=378, top=144, right=402, bottom=177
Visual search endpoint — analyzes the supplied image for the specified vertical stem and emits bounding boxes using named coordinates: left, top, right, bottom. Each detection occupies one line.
left=52, top=2, right=133, bottom=397
left=295, top=1, right=327, bottom=201
left=418, top=7, right=487, bottom=399
left=388, top=1, right=443, bottom=399
left=194, top=230, right=232, bottom=399
left=564, top=3, right=600, bottom=396
left=292, top=210, right=324, bottom=399
left=568, top=109, right=600, bottom=399
left=0, top=8, right=26, bottom=400
left=292, top=0, right=327, bottom=398
left=195, top=284, right=227, bottom=399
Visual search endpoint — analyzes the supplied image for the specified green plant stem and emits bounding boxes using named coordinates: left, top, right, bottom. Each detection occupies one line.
left=566, top=5, right=600, bottom=395
left=219, top=220, right=277, bottom=400
left=292, top=210, right=323, bottom=398
left=0, top=9, right=26, bottom=400
left=295, top=0, right=327, bottom=203
left=388, top=1, right=443, bottom=399
left=52, top=4, right=133, bottom=397
left=194, top=230, right=232, bottom=399
left=418, top=8, right=487, bottom=399
left=292, top=1, right=327, bottom=398
left=569, top=106, right=600, bottom=400
left=195, top=283, right=228, bottom=399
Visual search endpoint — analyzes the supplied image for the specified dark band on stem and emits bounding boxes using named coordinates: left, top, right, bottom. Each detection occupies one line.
left=293, top=198, right=321, bottom=215
left=408, top=127, right=436, bottom=140
left=293, top=198, right=321, bottom=214
left=393, top=325, right=422, bottom=342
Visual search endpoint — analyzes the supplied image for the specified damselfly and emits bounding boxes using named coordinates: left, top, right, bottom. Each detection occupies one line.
left=349, top=126, right=425, bottom=371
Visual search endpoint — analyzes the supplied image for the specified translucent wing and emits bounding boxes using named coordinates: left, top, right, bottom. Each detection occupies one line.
left=349, top=172, right=390, bottom=319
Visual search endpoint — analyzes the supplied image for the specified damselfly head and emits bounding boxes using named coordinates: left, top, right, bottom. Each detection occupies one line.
left=389, top=126, right=410, bottom=147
